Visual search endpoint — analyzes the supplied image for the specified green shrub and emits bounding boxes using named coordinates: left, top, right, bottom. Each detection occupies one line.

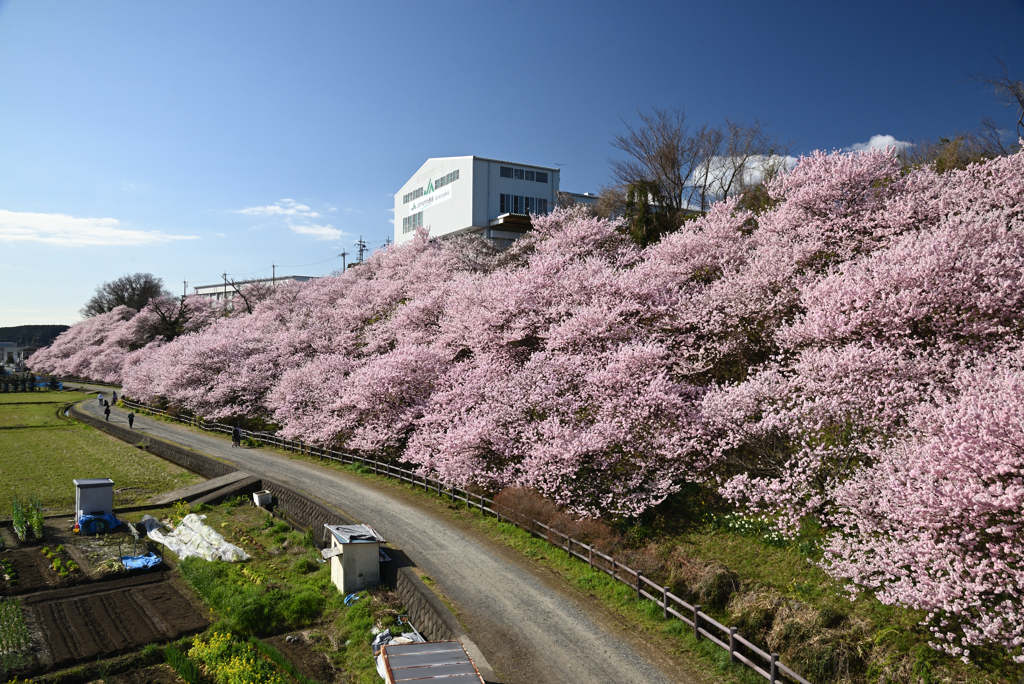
left=10, top=495, right=26, bottom=542
left=293, top=557, right=320, bottom=574
left=178, top=559, right=326, bottom=636
left=165, top=645, right=201, bottom=684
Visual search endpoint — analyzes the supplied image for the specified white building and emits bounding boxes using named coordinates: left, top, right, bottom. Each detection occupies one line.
left=395, top=156, right=564, bottom=247
left=1, top=343, right=28, bottom=372
left=192, top=275, right=316, bottom=302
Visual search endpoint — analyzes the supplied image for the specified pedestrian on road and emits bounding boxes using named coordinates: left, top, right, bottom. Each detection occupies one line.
left=98, top=393, right=103, bottom=405
left=128, top=412, right=135, bottom=429
left=232, top=426, right=241, bottom=448
left=104, top=399, right=109, bottom=408
left=112, top=391, right=118, bottom=403
left=104, top=405, right=111, bottom=421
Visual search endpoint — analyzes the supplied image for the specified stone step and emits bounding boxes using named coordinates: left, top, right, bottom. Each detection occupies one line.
left=191, top=476, right=264, bottom=507
left=149, top=470, right=251, bottom=505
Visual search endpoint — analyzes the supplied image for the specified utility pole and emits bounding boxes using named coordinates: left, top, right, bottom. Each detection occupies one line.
left=355, top=236, right=367, bottom=264
left=222, top=272, right=228, bottom=301
left=339, top=250, right=348, bottom=271
left=183, top=280, right=187, bottom=297
left=272, top=262, right=276, bottom=286
left=385, top=236, right=392, bottom=247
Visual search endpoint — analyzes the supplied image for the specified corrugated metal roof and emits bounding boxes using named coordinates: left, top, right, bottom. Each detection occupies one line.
left=324, top=523, right=385, bottom=544
left=381, top=641, right=484, bottom=683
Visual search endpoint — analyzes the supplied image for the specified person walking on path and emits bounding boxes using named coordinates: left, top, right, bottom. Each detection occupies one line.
left=112, top=391, right=118, bottom=403
left=98, top=392, right=103, bottom=405
left=104, top=405, right=111, bottom=421
left=232, top=426, right=241, bottom=448
left=128, top=411, right=135, bottom=429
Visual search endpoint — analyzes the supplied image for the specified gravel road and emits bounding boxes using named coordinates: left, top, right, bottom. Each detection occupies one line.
left=78, top=391, right=693, bottom=684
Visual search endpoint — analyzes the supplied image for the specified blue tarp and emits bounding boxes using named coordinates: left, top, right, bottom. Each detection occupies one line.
left=75, top=513, right=122, bottom=535
left=121, top=552, right=162, bottom=570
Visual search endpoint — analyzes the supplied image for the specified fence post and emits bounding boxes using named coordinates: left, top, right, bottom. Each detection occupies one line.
left=588, top=545, right=593, bottom=568
left=770, top=653, right=779, bottom=682
left=663, top=585, right=668, bottom=619
left=694, top=605, right=702, bottom=640
left=611, top=558, right=616, bottom=580
left=729, top=627, right=738, bottom=664
left=636, top=572, right=642, bottom=601
left=566, top=537, right=571, bottom=558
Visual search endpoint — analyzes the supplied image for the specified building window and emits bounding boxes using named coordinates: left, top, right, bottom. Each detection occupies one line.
left=499, top=166, right=549, bottom=183
left=402, top=211, right=424, bottom=234
left=403, top=187, right=424, bottom=204
left=434, top=168, right=460, bottom=189
left=500, top=194, right=550, bottom=216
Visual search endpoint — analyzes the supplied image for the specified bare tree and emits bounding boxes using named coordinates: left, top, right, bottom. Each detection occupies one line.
left=227, top=279, right=276, bottom=315
left=901, top=58, right=1023, bottom=173
left=971, top=56, right=1024, bottom=138
left=610, top=108, right=707, bottom=222
left=705, top=119, right=783, bottom=209
left=80, top=273, right=172, bottom=318
left=610, top=108, right=790, bottom=222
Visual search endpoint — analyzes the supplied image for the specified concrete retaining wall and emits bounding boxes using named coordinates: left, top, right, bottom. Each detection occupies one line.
left=395, top=567, right=463, bottom=642
left=260, top=482, right=348, bottom=545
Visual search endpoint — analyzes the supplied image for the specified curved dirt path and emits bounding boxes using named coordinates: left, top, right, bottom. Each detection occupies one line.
left=78, top=394, right=693, bottom=684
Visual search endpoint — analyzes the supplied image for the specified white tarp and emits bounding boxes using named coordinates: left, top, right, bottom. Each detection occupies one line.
left=143, top=513, right=250, bottom=562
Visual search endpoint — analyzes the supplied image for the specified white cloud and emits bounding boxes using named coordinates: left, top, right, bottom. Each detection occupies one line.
left=290, top=223, right=344, bottom=241
left=844, top=135, right=912, bottom=153
left=233, top=198, right=321, bottom=218
left=0, top=209, right=199, bottom=247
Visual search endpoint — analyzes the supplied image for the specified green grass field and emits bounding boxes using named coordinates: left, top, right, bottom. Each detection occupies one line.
left=0, top=399, right=72, bottom=428
left=0, top=391, right=201, bottom=515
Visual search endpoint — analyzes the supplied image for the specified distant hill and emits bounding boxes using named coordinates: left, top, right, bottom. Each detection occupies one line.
left=0, top=325, right=70, bottom=348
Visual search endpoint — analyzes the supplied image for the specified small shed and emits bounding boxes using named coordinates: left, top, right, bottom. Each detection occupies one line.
left=322, top=524, right=385, bottom=594
left=73, top=478, right=114, bottom=522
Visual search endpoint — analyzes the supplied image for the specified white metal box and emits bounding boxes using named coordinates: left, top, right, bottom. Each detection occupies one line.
left=73, top=478, right=114, bottom=521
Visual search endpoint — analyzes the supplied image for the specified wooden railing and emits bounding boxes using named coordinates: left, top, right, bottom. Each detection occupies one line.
left=120, top=398, right=811, bottom=684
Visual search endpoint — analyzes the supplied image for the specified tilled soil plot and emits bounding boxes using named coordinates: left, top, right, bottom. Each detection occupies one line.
left=100, top=663, right=186, bottom=683
left=1, top=545, right=89, bottom=595
left=23, top=573, right=208, bottom=669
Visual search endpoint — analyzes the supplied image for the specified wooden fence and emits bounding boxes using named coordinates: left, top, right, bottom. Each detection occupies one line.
left=120, top=399, right=811, bottom=684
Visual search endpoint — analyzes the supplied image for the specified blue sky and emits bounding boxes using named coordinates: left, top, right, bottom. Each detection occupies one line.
left=1, top=0, right=1022, bottom=326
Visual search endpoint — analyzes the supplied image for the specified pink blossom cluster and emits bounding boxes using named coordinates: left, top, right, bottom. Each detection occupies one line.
left=822, top=358, right=1024, bottom=663
left=29, top=295, right=223, bottom=383
left=30, top=145, right=1024, bottom=660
